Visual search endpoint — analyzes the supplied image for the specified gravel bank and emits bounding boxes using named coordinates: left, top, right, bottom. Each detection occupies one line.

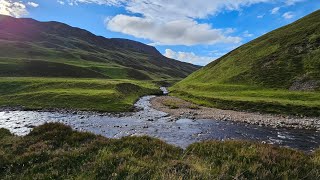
left=150, top=96, right=320, bottom=130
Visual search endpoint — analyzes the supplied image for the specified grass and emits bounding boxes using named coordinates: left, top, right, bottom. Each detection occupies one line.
left=171, top=83, right=320, bottom=116
left=0, top=15, right=199, bottom=81
left=0, top=77, right=162, bottom=112
left=0, top=15, right=199, bottom=112
left=170, top=10, right=320, bottom=117
left=180, top=10, right=320, bottom=89
left=0, top=123, right=319, bottom=179
left=162, top=98, right=200, bottom=110
left=162, top=99, right=180, bottom=109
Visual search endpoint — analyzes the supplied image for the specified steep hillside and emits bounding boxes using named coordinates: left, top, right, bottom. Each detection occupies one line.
left=0, top=15, right=199, bottom=80
left=179, top=10, right=320, bottom=90
left=172, top=10, right=320, bottom=116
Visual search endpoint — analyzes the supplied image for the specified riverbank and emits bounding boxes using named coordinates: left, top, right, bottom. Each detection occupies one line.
left=170, top=84, right=320, bottom=117
left=151, top=96, right=320, bottom=130
left=3, top=95, right=320, bottom=151
left=0, top=122, right=319, bottom=179
left=0, top=77, right=162, bottom=112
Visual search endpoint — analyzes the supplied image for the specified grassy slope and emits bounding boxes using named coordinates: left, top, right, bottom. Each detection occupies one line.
left=171, top=83, right=320, bottom=116
left=0, top=123, right=319, bottom=179
left=0, top=15, right=199, bottom=81
left=0, top=15, right=199, bottom=112
left=172, top=10, right=320, bottom=116
left=0, top=77, right=161, bottom=112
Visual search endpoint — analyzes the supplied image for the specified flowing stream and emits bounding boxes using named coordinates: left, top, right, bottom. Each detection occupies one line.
left=0, top=88, right=319, bottom=152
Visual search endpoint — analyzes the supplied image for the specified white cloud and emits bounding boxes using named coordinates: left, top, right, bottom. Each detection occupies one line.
left=271, top=7, right=280, bottom=14
left=257, top=15, right=264, bottom=18
left=57, top=0, right=65, bottom=5
left=66, top=0, right=281, bottom=46
left=243, top=30, right=254, bottom=37
left=64, top=0, right=125, bottom=6
left=107, top=15, right=241, bottom=46
left=164, top=49, right=217, bottom=65
left=285, top=0, right=304, bottom=6
left=62, top=0, right=304, bottom=46
left=0, top=0, right=28, bottom=17
left=65, top=0, right=275, bottom=19
left=124, top=0, right=274, bottom=21
left=27, top=2, right=39, bottom=8
left=282, top=11, right=294, bottom=19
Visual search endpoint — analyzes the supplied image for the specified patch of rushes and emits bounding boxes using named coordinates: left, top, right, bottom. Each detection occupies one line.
left=162, top=98, right=200, bottom=110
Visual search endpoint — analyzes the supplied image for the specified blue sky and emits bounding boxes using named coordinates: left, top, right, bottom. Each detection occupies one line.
left=1, top=0, right=319, bottom=65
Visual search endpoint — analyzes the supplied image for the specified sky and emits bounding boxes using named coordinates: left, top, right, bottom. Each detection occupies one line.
left=0, top=0, right=319, bottom=66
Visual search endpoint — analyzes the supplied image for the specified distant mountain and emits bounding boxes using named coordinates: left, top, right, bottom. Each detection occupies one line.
left=177, top=10, right=320, bottom=90
left=0, top=15, right=199, bottom=80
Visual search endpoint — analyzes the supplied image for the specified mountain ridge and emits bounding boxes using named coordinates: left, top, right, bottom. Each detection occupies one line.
left=0, top=14, right=199, bottom=80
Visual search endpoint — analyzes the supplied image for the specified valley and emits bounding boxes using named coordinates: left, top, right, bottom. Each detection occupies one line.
left=0, top=7, right=320, bottom=179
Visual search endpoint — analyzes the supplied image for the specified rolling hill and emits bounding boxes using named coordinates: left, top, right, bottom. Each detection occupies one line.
left=0, top=15, right=199, bottom=80
left=172, top=10, right=320, bottom=116
left=0, top=15, right=199, bottom=112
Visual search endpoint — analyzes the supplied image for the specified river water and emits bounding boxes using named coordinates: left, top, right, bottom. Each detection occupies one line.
left=0, top=95, right=319, bottom=152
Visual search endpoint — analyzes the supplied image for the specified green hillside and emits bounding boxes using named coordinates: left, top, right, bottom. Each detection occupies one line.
left=0, top=15, right=199, bottom=112
left=0, top=15, right=199, bottom=80
left=172, top=10, right=320, bottom=116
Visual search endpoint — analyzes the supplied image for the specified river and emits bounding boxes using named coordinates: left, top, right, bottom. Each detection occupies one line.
left=0, top=90, right=319, bottom=152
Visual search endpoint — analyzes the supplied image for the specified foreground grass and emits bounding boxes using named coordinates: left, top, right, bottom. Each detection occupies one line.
left=0, top=77, right=162, bottom=112
left=0, top=123, right=319, bottom=179
left=171, top=83, right=320, bottom=117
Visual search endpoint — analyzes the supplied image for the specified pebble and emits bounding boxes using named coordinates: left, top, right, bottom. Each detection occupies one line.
left=151, top=96, right=320, bottom=130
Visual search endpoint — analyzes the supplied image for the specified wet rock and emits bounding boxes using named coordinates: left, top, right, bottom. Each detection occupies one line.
left=26, top=125, right=35, bottom=128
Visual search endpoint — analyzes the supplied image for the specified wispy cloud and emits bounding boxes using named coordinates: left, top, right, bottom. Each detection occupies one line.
left=271, top=7, right=280, bottom=14
left=243, top=30, right=254, bottom=38
left=257, top=15, right=264, bottom=18
left=282, top=11, right=294, bottom=19
left=27, top=2, right=39, bottom=8
left=285, top=0, right=305, bottom=6
left=57, top=0, right=65, bottom=5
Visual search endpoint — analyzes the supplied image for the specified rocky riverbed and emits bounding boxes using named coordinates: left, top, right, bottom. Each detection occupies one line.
left=151, top=96, right=320, bottom=130
left=0, top=93, right=320, bottom=151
